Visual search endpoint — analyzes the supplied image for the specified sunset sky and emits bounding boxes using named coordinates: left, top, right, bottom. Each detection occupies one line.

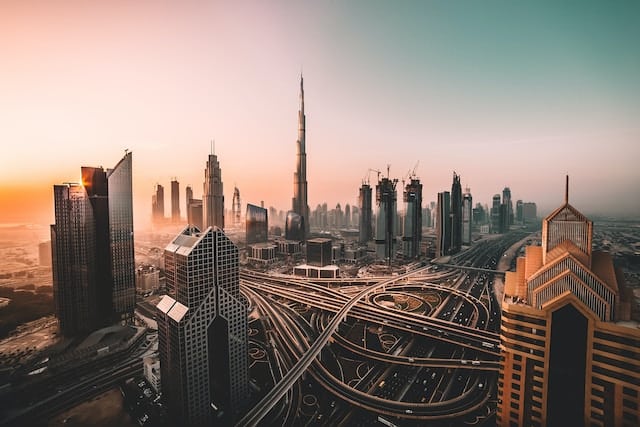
left=1, top=0, right=639, bottom=227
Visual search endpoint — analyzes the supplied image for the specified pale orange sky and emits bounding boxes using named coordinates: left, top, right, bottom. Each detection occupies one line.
left=1, top=1, right=639, bottom=227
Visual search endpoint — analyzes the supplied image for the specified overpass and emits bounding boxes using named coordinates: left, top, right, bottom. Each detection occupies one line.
left=435, top=263, right=505, bottom=276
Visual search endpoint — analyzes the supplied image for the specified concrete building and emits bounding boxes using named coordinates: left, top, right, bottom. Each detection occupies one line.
left=402, top=178, right=422, bottom=258
left=144, top=356, right=161, bottom=394
left=523, top=202, right=538, bottom=224
left=157, top=226, right=249, bottom=426
left=498, top=177, right=638, bottom=427
left=291, top=75, right=309, bottom=239
left=51, top=152, right=135, bottom=336
left=248, top=243, right=277, bottom=264
left=135, top=264, right=159, bottom=293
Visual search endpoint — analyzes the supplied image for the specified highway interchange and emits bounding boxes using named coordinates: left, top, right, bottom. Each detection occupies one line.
left=238, top=232, right=528, bottom=426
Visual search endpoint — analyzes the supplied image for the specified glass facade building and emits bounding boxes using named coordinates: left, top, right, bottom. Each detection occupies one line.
left=246, top=203, right=268, bottom=244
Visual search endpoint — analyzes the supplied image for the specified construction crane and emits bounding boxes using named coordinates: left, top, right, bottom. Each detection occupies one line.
left=365, top=168, right=382, bottom=185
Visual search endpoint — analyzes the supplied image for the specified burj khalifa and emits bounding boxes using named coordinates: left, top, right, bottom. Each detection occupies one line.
left=290, top=75, right=309, bottom=240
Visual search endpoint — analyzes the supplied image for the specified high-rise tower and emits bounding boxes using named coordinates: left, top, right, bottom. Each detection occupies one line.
left=203, top=147, right=224, bottom=230
left=185, top=185, right=193, bottom=219
left=171, top=179, right=180, bottom=223
left=402, top=178, right=422, bottom=258
left=462, top=187, right=473, bottom=245
left=498, top=177, right=637, bottom=427
left=375, top=176, right=398, bottom=263
left=450, top=172, right=462, bottom=254
left=232, top=186, right=241, bottom=227
left=152, top=183, right=164, bottom=225
left=51, top=152, right=135, bottom=336
left=291, top=75, right=309, bottom=240
left=435, top=191, right=450, bottom=258
left=358, top=182, right=373, bottom=245
left=158, top=226, right=249, bottom=426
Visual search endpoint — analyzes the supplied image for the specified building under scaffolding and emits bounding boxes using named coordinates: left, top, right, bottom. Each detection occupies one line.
left=375, top=176, right=398, bottom=263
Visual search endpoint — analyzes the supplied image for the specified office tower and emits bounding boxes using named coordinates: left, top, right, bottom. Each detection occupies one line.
left=462, top=187, right=472, bottom=245
left=185, top=185, right=193, bottom=217
left=491, top=194, right=502, bottom=233
left=402, top=178, right=422, bottom=258
left=152, top=184, right=164, bottom=224
left=498, top=177, right=638, bottom=427
left=171, top=179, right=180, bottom=223
left=187, top=199, right=203, bottom=230
left=502, top=186, right=513, bottom=226
left=232, top=186, right=241, bottom=227
left=203, top=150, right=224, bottom=230
left=435, top=191, right=450, bottom=258
left=472, top=203, right=485, bottom=225
left=375, top=177, right=398, bottom=262
left=515, top=199, right=523, bottom=224
left=292, top=75, right=309, bottom=240
left=344, top=204, right=351, bottom=228
left=51, top=152, right=135, bottom=336
left=246, top=203, right=268, bottom=244
left=523, top=202, right=537, bottom=224
left=306, top=238, right=332, bottom=267
left=359, top=183, right=373, bottom=244
left=285, top=211, right=305, bottom=241
left=108, top=153, right=136, bottom=321
left=450, top=172, right=463, bottom=253
left=157, top=226, right=249, bottom=426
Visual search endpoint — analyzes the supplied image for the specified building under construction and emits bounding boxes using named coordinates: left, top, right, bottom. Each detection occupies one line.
left=375, top=175, right=398, bottom=263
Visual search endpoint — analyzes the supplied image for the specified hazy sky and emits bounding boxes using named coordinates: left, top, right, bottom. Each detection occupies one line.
left=1, top=0, right=639, bottom=226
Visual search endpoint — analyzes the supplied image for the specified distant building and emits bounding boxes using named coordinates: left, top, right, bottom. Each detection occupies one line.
left=402, top=178, right=422, bottom=258
left=157, top=226, right=249, bottom=426
left=136, top=264, right=159, bottom=293
left=515, top=199, right=523, bottom=224
left=307, top=238, right=332, bottom=267
left=473, top=203, right=486, bottom=226
left=232, top=187, right=241, bottom=227
left=152, top=184, right=164, bottom=224
left=248, top=243, right=277, bottom=264
left=502, top=186, right=513, bottom=226
left=185, top=185, right=193, bottom=218
left=285, top=211, right=305, bottom=241
left=491, top=194, right=502, bottom=233
left=51, top=152, right=135, bottom=337
left=203, top=151, right=224, bottom=230
left=359, top=183, right=373, bottom=244
left=523, top=202, right=537, bottom=224
left=246, top=203, right=268, bottom=244
left=435, top=191, right=450, bottom=258
left=462, top=187, right=472, bottom=245
left=187, top=198, right=203, bottom=230
left=38, top=241, right=52, bottom=267
left=293, top=264, right=339, bottom=278
left=498, top=177, right=638, bottom=427
left=375, top=177, right=398, bottom=262
left=171, top=179, right=180, bottom=223
left=450, top=172, right=462, bottom=254
left=144, top=356, right=161, bottom=394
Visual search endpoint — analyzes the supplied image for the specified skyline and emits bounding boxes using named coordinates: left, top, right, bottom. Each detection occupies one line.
left=2, top=1, right=640, bottom=226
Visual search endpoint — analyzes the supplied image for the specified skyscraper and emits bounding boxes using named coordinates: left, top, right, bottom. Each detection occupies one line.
left=51, top=152, right=135, bottom=336
left=171, top=179, right=180, bottom=223
left=515, top=199, right=523, bottom=224
left=491, top=193, right=502, bottom=233
left=375, top=176, right=398, bottom=262
left=246, top=203, right=268, bottom=244
left=187, top=198, right=203, bottom=230
left=152, top=183, right=164, bottom=224
left=158, top=226, right=249, bottom=426
left=462, top=187, right=472, bottom=245
left=435, top=191, right=450, bottom=258
left=203, top=149, right=224, bottom=230
left=402, top=178, right=422, bottom=258
left=291, top=75, right=309, bottom=240
left=359, top=182, right=373, bottom=245
left=502, top=186, right=513, bottom=226
left=232, top=186, right=241, bottom=227
left=185, top=185, right=193, bottom=217
left=450, top=172, right=462, bottom=254
left=498, top=177, right=638, bottom=427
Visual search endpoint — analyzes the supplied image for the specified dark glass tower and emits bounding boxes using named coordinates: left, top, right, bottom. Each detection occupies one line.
left=359, top=183, right=373, bottom=245
left=435, top=191, right=450, bottom=258
left=171, top=179, right=180, bottom=223
left=158, top=226, right=249, bottom=426
left=51, top=152, right=135, bottom=336
left=152, top=183, right=164, bottom=224
left=402, top=178, right=422, bottom=258
left=375, top=177, right=398, bottom=263
left=246, top=203, right=268, bottom=244
left=450, top=172, right=462, bottom=254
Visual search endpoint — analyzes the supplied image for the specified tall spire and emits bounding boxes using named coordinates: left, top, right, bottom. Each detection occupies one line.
left=299, top=73, right=304, bottom=115
left=565, top=175, right=569, bottom=204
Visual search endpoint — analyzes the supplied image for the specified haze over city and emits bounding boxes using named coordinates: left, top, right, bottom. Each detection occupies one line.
left=1, top=0, right=639, bottom=227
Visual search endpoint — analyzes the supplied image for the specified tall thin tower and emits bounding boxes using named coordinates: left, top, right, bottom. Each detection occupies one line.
left=203, top=144, right=224, bottom=230
left=292, top=75, right=309, bottom=239
left=232, top=186, right=241, bottom=227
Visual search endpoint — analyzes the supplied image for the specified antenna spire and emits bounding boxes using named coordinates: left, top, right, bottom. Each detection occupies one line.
left=210, top=139, right=215, bottom=155
left=565, top=175, right=569, bottom=203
